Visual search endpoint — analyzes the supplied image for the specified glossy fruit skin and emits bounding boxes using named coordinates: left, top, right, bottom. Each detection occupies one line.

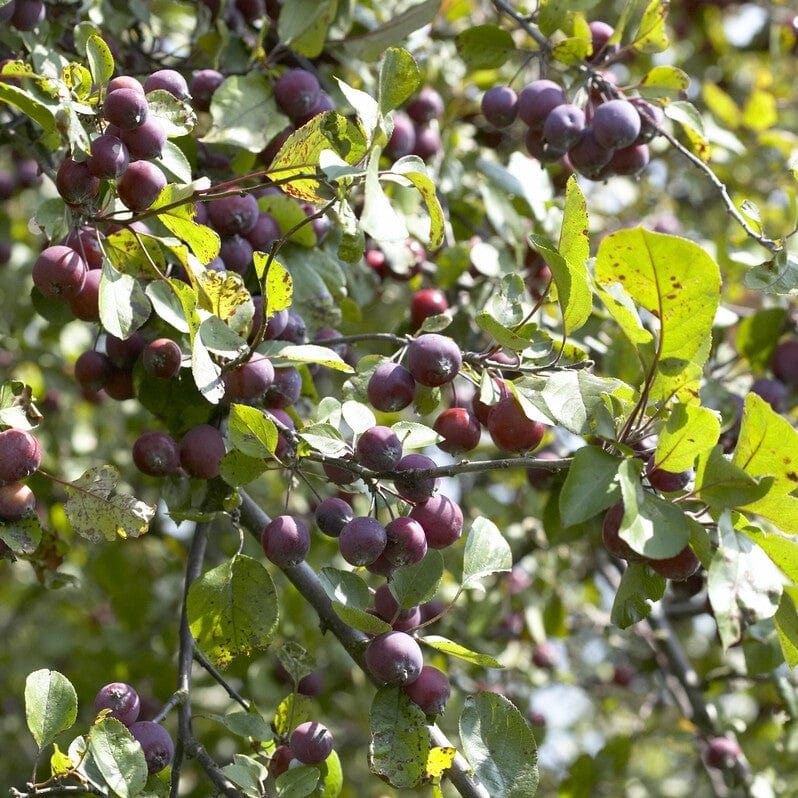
left=355, top=425, right=403, bottom=472
left=274, top=69, right=320, bottom=120
left=382, top=516, right=428, bottom=566
left=647, top=545, right=701, bottom=581
left=207, top=193, right=259, bottom=237
left=314, top=497, right=354, bottom=538
left=144, top=69, right=189, bottom=99
left=179, top=424, right=226, bottom=480
left=128, top=721, right=174, bottom=774
left=542, top=103, right=586, bottom=151
left=94, top=682, right=141, bottom=726
left=592, top=99, right=642, bottom=149
left=481, top=86, right=518, bottom=128
left=120, top=117, right=167, bottom=161
left=0, top=429, right=42, bottom=484
left=406, top=334, right=462, bottom=388
left=189, top=69, right=224, bottom=112
left=385, top=112, right=416, bottom=159
left=605, top=143, right=650, bottom=176
left=407, top=87, right=444, bottom=123
left=433, top=407, right=481, bottom=455
left=263, top=366, right=302, bottom=409
left=487, top=396, right=545, bottom=453
left=132, top=431, right=181, bottom=477
left=567, top=129, right=614, bottom=178
left=223, top=355, right=275, bottom=402
left=0, top=482, right=36, bottom=520
left=269, top=744, right=293, bottom=778
left=55, top=156, right=100, bottom=206
left=373, top=583, right=418, bottom=626
left=68, top=268, right=102, bottom=321
left=403, top=665, right=450, bottom=715
left=339, top=516, right=387, bottom=566
left=365, top=631, right=423, bottom=686
left=117, top=161, right=167, bottom=212
left=646, top=462, right=692, bottom=492
left=33, top=245, right=88, bottom=300
left=393, top=454, right=439, bottom=504
left=410, top=288, right=449, bottom=329
left=367, top=362, right=416, bottom=412
left=409, top=494, right=463, bottom=549
left=289, top=721, right=333, bottom=765
left=705, top=736, right=742, bottom=770
left=517, top=80, right=566, bottom=129
left=87, top=134, right=130, bottom=179
left=104, top=88, right=149, bottom=130
left=142, top=338, right=182, bottom=380
left=261, top=514, right=311, bottom=566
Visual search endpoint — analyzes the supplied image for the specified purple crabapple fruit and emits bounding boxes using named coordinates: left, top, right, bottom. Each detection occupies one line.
left=646, top=460, right=693, bottom=492
left=567, top=128, right=614, bottom=178
left=592, top=99, right=642, bottom=149
left=87, top=134, right=130, bottom=179
left=487, top=396, right=546, bottom=453
left=355, top=425, right=403, bottom=472
left=433, top=407, right=481, bottom=455
left=68, top=269, right=102, bottom=321
left=10, top=0, right=45, bottom=30
left=103, top=88, right=149, bottom=130
left=144, top=69, right=189, bottom=99
left=322, top=457, right=358, bottom=486
left=207, top=192, right=259, bottom=237
left=409, top=494, right=463, bottom=549
left=223, top=355, right=275, bottom=402
left=543, top=103, right=586, bottom=151
left=33, top=245, right=88, bottom=301
left=314, top=497, right=354, bottom=538
left=772, top=339, right=798, bottom=387
left=94, top=682, right=141, bottom=726
left=602, top=502, right=643, bottom=562
left=338, top=516, right=387, bottom=566
left=289, top=721, right=333, bottom=765
left=120, top=117, right=167, bottom=161
left=647, top=545, right=701, bottom=581
left=705, top=736, right=742, bottom=770
left=367, top=362, right=416, bottom=412
left=382, top=516, right=428, bottom=566
left=517, top=79, right=566, bottom=129
left=179, top=424, right=226, bottom=480
left=0, top=482, right=36, bottom=520
left=142, top=338, right=183, bottom=380
left=56, top=156, right=100, bottom=206
left=107, top=75, right=144, bottom=95
left=407, top=87, right=444, bottom=123
left=365, top=631, right=423, bottom=686
left=274, top=69, right=321, bottom=120
left=410, top=288, right=449, bottom=329
left=132, top=431, right=181, bottom=477
left=374, top=583, right=417, bottom=626
left=393, top=454, right=439, bottom=504
left=128, top=721, right=174, bottom=774
left=269, top=744, right=293, bottom=778
left=605, top=143, right=650, bottom=176
left=481, top=86, right=518, bottom=128
left=412, top=125, right=442, bottom=161
left=406, top=333, right=462, bottom=387
left=385, top=112, right=416, bottom=160
left=261, top=514, right=311, bottom=567
left=117, top=161, right=167, bottom=212
left=588, top=20, right=618, bottom=62
left=189, top=69, right=224, bottom=112
left=402, top=665, right=450, bottom=715
left=0, top=429, right=42, bottom=484
left=263, top=366, right=302, bottom=409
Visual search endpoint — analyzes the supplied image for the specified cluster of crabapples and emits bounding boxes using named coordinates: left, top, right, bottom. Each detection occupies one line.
left=93, top=681, right=174, bottom=775
left=481, top=19, right=663, bottom=180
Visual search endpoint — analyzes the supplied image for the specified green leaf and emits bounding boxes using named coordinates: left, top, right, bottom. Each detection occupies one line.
left=145, top=89, right=196, bottom=137
left=617, top=460, right=691, bottom=558
left=378, top=48, right=420, bottom=114
left=741, top=526, right=798, bottom=584
left=257, top=194, right=317, bottom=248
left=595, top=228, right=721, bottom=402
left=632, top=0, right=669, bottom=53
left=552, top=36, right=592, bottom=66
left=88, top=717, right=148, bottom=796
left=219, top=449, right=268, bottom=486
left=391, top=549, right=444, bottom=609
left=273, top=693, right=314, bottom=737
left=362, top=149, right=408, bottom=243
left=342, top=0, right=442, bottom=61
left=0, top=515, right=43, bottom=557
left=277, top=0, right=336, bottom=57
left=744, top=250, right=798, bottom=296
left=335, top=77, right=380, bottom=144
left=277, top=640, right=316, bottom=687
left=695, top=445, right=772, bottom=510
left=319, top=567, right=372, bottom=609
left=664, top=101, right=710, bottom=161
left=638, top=65, right=690, bottom=97
left=265, top=343, right=354, bottom=373
left=0, top=80, right=57, bottom=136
left=707, top=513, right=783, bottom=650
left=736, top=308, right=786, bottom=371
left=152, top=184, right=220, bottom=265
left=653, top=403, right=720, bottom=473
left=342, top=399, right=376, bottom=436
left=391, top=420, right=441, bottom=450
left=420, top=635, right=503, bottom=668
left=386, top=156, right=445, bottom=248
left=775, top=591, right=798, bottom=668
left=86, top=34, right=114, bottom=87
left=270, top=112, right=368, bottom=203
left=559, top=446, right=622, bottom=527
left=228, top=404, right=278, bottom=458
left=317, top=748, right=343, bottom=797
left=475, top=313, right=536, bottom=352
left=462, top=517, right=512, bottom=587
left=610, top=561, right=666, bottom=628
left=456, top=25, right=515, bottom=70
left=204, top=73, right=285, bottom=152
left=99, top=262, right=152, bottom=340
left=223, top=753, right=271, bottom=797
left=64, top=466, right=156, bottom=544
left=333, top=602, right=392, bottom=635
left=201, top=709, right=273, bottom=741
left=276, top=765, right=320, bottom=797
left=368, top=687, right=429, bottom=789
left=459, top=692, right=539, bottom=798
left=299, top=423, right=349, bottom=457
left=187, top=555, right=279, bottom=669
left=25, top=669, right=77, bottom=750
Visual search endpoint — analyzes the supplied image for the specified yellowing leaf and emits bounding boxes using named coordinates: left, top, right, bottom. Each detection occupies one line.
left=425, top=747, right=456, bottom=782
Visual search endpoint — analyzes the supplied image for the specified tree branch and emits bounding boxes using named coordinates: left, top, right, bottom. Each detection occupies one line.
left=238, top=491, right=491, bottom=798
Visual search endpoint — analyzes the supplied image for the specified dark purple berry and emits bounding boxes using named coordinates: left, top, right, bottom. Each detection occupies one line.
left=179, top=424, right=226, bottom=480
left=289, top=721, right=333, bottom=765
left=406, top=333, right=462, bottom=387
left=367, top=362, right=416, bottom=412
left=481, top=86, right=518, bottom=128
left=94, top=682, right=141, bottom=727
left=517, top=80, right=566, bottom=130
left=314, top=497, right=354, bottom=538
left=409, top=494, right=463, bottom=549
left=355, top=425, right=403, bottom=472
left=104, top=88, right=149, bottom=130
left=365, top=631, right=423, bottom=686
left=117, top=161, right=166, bottom=211
left=592, top=99, right=641, bottom=149
left=338, top=516, right=387, bottom=566
left=128, top=721, right=174, bottom=774
left=133, top=431, right=181, bottom=477
left=274, top=69, right=321, bottom=120
left=261, top=514, right=311, bottom=566
left=393, top=454, right=439, bottom=504
left=402, top=665, right=450, bottom=715
left=144, top=69, right=189, bottom=99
